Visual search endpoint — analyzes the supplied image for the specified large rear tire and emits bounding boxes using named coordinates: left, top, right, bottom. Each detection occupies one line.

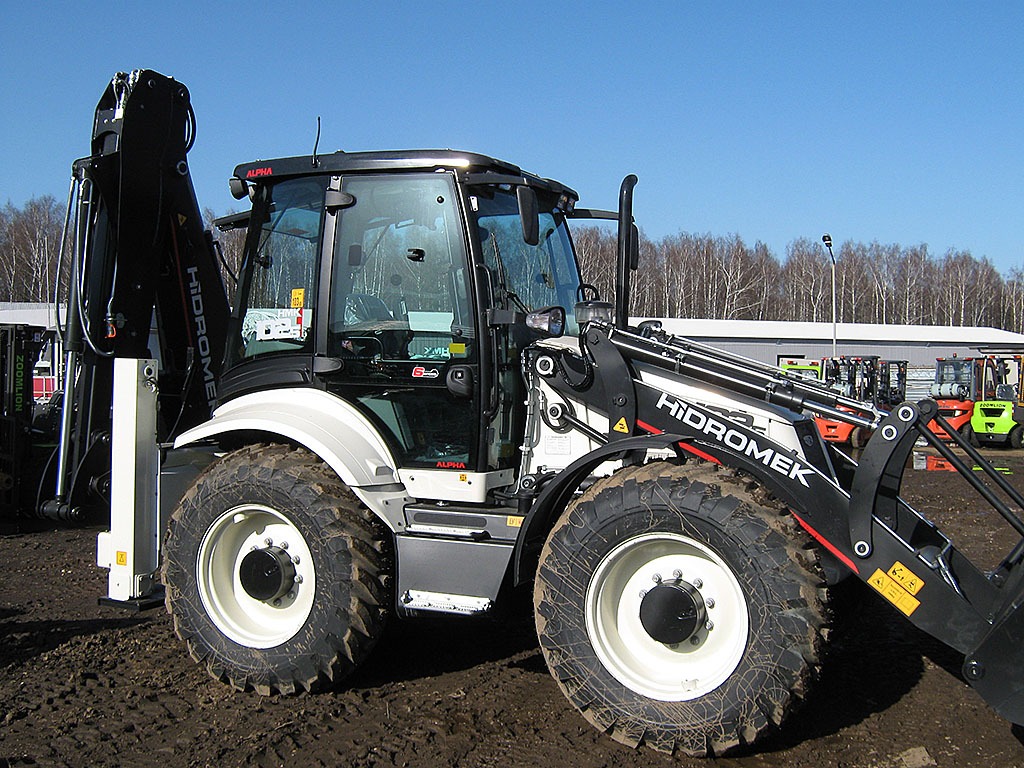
left=533, top=461, right=826, bottom=756
left=163, top=443, right=391, bottom=695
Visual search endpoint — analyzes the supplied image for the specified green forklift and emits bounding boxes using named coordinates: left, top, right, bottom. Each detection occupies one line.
left=971, top=356, right=1024, bottom=448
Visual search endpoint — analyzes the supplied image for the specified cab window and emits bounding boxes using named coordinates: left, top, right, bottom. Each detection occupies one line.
left=232, top=177, right=326, bottom=361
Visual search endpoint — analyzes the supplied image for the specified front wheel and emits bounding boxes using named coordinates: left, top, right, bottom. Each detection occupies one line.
left=533, top=462, right=826, bottom=756
left=163, top=443, right=391, bottom=695
left=961, top=421, right=980, bottom=447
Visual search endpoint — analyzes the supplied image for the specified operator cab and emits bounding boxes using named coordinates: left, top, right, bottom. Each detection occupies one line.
left=219, top=150, right=584, bottom=480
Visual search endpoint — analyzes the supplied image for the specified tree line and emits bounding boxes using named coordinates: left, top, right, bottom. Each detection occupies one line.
left=574, top=226, right=1024, bottom=330
left=4, top=194, right=1023, bottom=332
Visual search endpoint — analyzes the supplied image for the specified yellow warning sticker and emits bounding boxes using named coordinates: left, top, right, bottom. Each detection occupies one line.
left=612, top=417, right=630, bottom=434
left=887, top=561, right=924, bottom=595
left=449, top=342, right=467, bottom=356
left=116, top=551, right=128, bottom=567
left=290, top=288, right=305, bottom=308
left=868, top=568, right=921, bottom=616
left=459, top=474, right=468, bottom=483
left=506, top=515, right=524, bottom=528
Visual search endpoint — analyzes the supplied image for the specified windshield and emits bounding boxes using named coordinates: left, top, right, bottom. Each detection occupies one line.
left=936, top=360, right=971, bottom=386
left=471, top=187, right=581, bottom=335
left=230, top=177, right=327, bottom=362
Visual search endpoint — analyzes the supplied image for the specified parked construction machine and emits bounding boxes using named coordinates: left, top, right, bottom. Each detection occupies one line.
left=34, top=69, right=1024, bottom=757
left=0, top=324, right=52, bottom=529
left=814, top=356, right=908, bottom=447
left=971, top=356, right=1024, bottom=448
left=929, top=355, right=1004, bottom=444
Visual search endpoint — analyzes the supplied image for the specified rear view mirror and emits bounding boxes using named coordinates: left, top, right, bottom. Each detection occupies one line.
left=517, top=186, right=539, bottom=246
left=229, top=177, right=249, bottom=200
left=525, top=306, right=566, bottom=338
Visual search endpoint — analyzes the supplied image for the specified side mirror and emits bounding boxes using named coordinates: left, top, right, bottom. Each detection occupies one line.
left=517, top=186, right=540, bottom=246
left=229, top=177, right=249, bottom=200
left=526, top=306, right=566, bottom=338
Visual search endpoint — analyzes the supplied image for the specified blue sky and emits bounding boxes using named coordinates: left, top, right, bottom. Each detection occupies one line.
left=3, top=3, right=1023, bottom=273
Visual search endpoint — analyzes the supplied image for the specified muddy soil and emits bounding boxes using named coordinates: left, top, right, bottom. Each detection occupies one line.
left=4, top=449, right=1024, bottom=767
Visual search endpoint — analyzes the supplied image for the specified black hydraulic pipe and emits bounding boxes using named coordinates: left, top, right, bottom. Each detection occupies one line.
left=921, top=412, right=1024, bottom=538
left=615, top=175, right=638, bottom=331
left=608, top=327, right=879, bottom=429
left=632, top=323, right=881, bottom=418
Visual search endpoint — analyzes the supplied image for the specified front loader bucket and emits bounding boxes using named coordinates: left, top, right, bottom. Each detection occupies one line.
left=964, top=573, right=1024, bottom=723
left=847, top=399, right=1024, bottom=726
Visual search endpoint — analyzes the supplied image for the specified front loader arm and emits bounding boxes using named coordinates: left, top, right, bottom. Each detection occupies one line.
left=520, top=320, right=1024, bottom=724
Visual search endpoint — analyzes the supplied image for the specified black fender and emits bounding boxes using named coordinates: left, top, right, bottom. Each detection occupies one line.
left=512, top=433, right=686, bottom=586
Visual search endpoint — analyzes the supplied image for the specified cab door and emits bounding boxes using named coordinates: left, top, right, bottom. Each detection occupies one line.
left=319, top=173, right=481, bottom=472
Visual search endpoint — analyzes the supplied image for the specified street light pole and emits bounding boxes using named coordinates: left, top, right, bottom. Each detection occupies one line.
left=822, top=234, right=837, bottom=359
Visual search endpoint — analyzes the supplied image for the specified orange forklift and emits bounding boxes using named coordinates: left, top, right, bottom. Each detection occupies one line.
left=928, top=356, right=1004, bottom=444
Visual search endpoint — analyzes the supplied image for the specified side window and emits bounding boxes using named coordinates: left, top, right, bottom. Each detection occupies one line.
left=235, top=178, right=326, bottom=360
left=327, top=175, right=472, bottom=364
left=473, top=189, right=580, bottom=335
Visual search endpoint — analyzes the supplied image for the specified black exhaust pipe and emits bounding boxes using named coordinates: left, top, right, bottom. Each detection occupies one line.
left=615, top=175, right=638, bottom=330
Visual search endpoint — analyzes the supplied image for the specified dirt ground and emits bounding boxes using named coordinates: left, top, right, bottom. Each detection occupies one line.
left=4, top=448, right=1024, bottom=767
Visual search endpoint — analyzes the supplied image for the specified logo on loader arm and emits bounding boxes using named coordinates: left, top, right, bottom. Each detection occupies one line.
left=654, top=393, right=816, bottom=488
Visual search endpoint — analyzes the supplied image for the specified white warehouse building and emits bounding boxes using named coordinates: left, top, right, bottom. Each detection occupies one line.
left=644, top=318, right=1024, bottom=368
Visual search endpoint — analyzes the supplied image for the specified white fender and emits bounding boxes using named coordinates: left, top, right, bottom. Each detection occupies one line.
left=174, top=388, right=399, bottom=489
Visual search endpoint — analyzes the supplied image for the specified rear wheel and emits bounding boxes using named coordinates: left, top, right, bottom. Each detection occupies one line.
left=163, top=443, right=391, bottom=694
left=1010, top=425, right=1023, bottom=450
left=534, top=462, right=826, bottom=756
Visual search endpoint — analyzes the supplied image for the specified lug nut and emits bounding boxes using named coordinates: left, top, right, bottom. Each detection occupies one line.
left=280, top=541, right=289, bottom=550
left=294, top=575, right=303, bottom=584
left=692, top=578, right=703, bottom=589
left=652, top=573, right=662, bottom=584
left=264, top=538, right=273, bottom=546
left=672, top=569, right=683, bottom=579
left=690, top=636, right=701, bottom=646
left=705, top=620, right=714, bottom=631
left=705, top=598, right=716, bottom=609
left=292, top=555, right=301, bottom=564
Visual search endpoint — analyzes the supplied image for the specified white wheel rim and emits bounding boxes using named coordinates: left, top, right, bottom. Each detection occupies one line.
left=585, top=532, right=748, bottom=701
left=196, top=504, right=315, bottom=649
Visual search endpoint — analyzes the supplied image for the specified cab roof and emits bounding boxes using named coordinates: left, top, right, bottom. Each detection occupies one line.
left=232, top=149, right=578, bottom=201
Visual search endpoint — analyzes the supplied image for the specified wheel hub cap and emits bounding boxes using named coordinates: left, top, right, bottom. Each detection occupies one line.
left=639, top=580, right=707, bottom=644
left=239, top=546, right=295, bottom=602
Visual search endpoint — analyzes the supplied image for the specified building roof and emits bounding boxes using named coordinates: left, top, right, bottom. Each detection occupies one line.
left=0, top=303, right=59, bottom=329
left=642, top=318, right=1024, bottom=353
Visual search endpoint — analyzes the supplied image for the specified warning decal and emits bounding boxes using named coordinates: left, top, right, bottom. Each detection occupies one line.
left=612, top=418, right=630, bottom=434
left=868, top=567, right=922, bottom=617
left=887, top=561, right=924, bottom=595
